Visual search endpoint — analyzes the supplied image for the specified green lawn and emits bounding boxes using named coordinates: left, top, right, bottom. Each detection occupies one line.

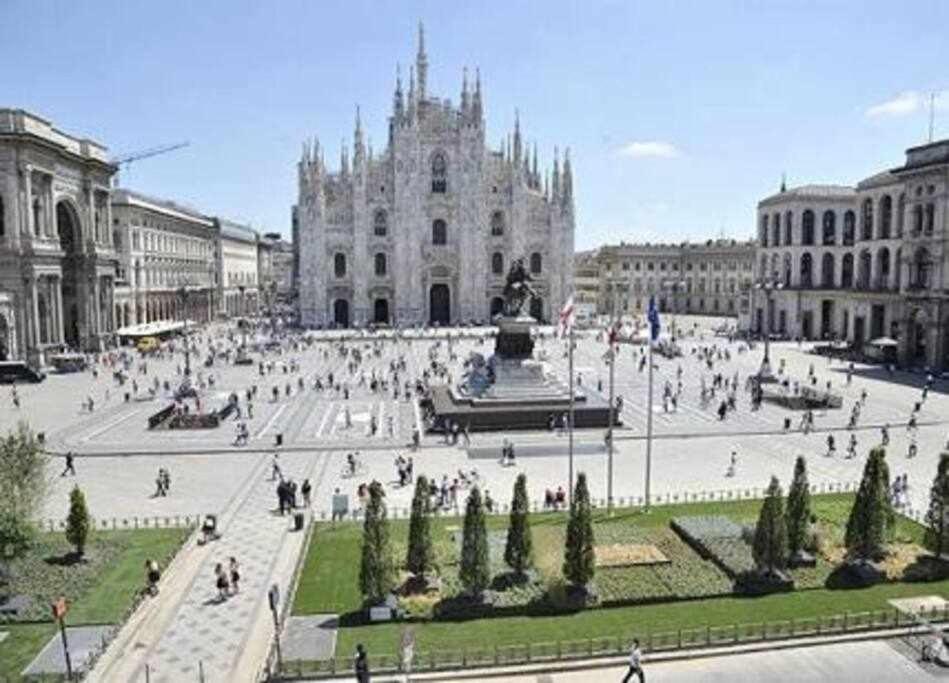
left=292, top=495, right=948, bottom=662
left=0, top=528, right=188, bottom=681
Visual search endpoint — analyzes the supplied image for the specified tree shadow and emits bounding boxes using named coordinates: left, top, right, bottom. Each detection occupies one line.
left=43, top=551, right=86, bottom=567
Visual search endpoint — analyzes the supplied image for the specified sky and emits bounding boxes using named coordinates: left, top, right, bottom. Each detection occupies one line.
left=2, top=0, right=948, bottom=249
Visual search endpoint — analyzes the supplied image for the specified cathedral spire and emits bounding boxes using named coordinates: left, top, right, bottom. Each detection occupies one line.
left=562, top=147, right=573, bottom=206
left=416, top=21, right=428, bottom=102
left=394, top=63, right=404, bottom=120
left=353, top=106, right=365, bottom=172
left=532, top=142, right=539, bottom=187
left=407, top=66, right=417, bottom=123
left=461, top=66, right=470, bottom=115
left=552, top=146, right=561, bottom=198
left=472, top=67, right=483, bottom=122
left=513, top=109, right=522, bottom=166
left=340, top=139, right=349, bottom=178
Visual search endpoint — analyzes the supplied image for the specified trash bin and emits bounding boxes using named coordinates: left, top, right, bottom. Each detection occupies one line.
left=293, top=512, right=305, bottom=531
left=275, top=433, right=283, bottom=447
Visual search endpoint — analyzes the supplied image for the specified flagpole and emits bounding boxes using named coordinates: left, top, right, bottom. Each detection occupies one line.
left=645, top=334, right=654, bottom=511
left=568, top=324, right=575, bottom=506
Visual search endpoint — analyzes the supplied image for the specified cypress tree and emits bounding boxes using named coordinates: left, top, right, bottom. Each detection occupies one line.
left=786, top=456, right=811, bottom=557
left=406, top=476, right=435, bottom=579
left=65, top=486, right=91, bottom=558
left=924, top=452, right=949, bottom=558
left=359, top=481, right=395, bottom=603
left=504, top=473, right=533, bottom=576
left=752, top=476, right=788, bottom=573
left=460, top=486, right=490, bottom=596
left=845, top=447, right=892, bottom=559
left=562, top=472, right=595, bottom=588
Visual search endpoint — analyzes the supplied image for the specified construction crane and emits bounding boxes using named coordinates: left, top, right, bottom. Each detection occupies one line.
left=111, top=141, right=190, bottom=187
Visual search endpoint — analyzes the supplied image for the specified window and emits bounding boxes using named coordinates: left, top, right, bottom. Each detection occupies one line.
left=913, top=205, right=924, bottom=234
left=784, top=211, right=793, bottom=245
left=897, top=193, right=906, bottom=237
left=879, top=195, right=892, bottom=239
left=373, top=209, right=388, bottom=237
left=490, top=211, right=504, bottom=236
left=530, top=252, right=542, bottom=274
left=492, top=252, right=504, bottom=275
left=861, top=198, right=873, bottom=240
left=822, top=210, right=836, bottom=245
left=374, top=253, right=387, bottom=277
left=432, top=219, right=447, bottom=245
left=843, top=211, right=855, bottom=246
left=0, top=195, right=4, bottom=237
left=334, top=253, right=346, bottom=278
left=841, top=253, right=854, bottom=288
left=799, top=252, right=813, bottom=287
left=925, top=203, right=935, bottom=233
left=622, top=261, right=629, bottom=271
left=801, top=210, right=815, bottom=245
left=431, top=152, right=447, bottom=193
left=771, top=213, right=780, bottom=246
left=760, top=214, right=769, bottom=247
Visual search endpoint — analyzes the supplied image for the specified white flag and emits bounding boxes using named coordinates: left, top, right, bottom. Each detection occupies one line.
left=558, top=296, right=575, bottom=337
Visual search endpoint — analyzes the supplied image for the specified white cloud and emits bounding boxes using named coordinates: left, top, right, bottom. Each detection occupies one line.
left=616, top=141, right=681, bottom=159
left=865, top=91, right=923, bottom=118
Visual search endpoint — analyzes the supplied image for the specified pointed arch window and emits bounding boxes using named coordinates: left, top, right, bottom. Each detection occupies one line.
left=432, top=219, right=447, bottom=245
left=492, top=252, right=503, bottom=275
left=334, top=252, right=347, bottom=278
left=373, top=209, right=388, bottom=237
left=530, top=252, right=542, bottom=274
left=490, top=210, right=504, bottom=236
left=374, top=252, right=387, bottom=277
left=0, top=195, right=4, bottom=237
left=431, top=152, right=447, bottom=193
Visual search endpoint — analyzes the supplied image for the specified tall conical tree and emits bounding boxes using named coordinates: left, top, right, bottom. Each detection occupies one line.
left=753, top=476, right=788, bottom=573
left=786, top=456, right=811, bottom=557
left=924, top=452, right=949, bottom=558
left=406, top=476, right=435, bottom=579
left=563, top=473, right=595, bottom=587
left=504, top=474, right=533, bottom=576
left=460, top=486, right=490, bottom=596
left=359, top=481, right=395, bottom=603
left=845, top=447, right=892, bottom=559
left=65, top=486, right=91, bottom=558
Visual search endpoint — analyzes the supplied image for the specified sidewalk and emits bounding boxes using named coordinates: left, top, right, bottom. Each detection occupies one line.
left=88, top=449, right=331, bottom=682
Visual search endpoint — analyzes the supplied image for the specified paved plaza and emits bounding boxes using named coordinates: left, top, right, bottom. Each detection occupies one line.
left=3, top=316, right=948, bottom=681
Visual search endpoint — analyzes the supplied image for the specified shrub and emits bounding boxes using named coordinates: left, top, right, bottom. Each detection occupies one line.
left=406, top=476, right=435, bottom=579
left=359, top=481, right=395, bottom=604
left=460, top=487, right=490, bottom=597
left=924, top=452, right=949, bottom=558
left=845, top=447, right=892, bottom=560
left=563, top=473, right=595, bottom=588
left=65, top=486, right=91, bottom=558
left=752, top=476, right=788, bottom=573
left=786, top=456, right=811, bottom=556
left=504, top=474, right=533, bottom=576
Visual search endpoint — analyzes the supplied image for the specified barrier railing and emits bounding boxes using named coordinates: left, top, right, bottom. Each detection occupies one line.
left=38, top=514, right=207, bottom=533
left=272, top=604, right=949, bottom=680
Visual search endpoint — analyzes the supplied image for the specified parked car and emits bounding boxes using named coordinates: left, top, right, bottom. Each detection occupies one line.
left=0, top=361, right=46, bottom=384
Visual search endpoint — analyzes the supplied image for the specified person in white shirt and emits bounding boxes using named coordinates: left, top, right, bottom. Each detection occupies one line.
left=622, top=639, right=645, bottom=683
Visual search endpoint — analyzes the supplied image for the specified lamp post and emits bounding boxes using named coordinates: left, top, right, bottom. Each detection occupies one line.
left=176, top=284, right=191, bottom=376
left=237, top=285, right=247, bottom=348
left=754, top=279, right=783, bottom=379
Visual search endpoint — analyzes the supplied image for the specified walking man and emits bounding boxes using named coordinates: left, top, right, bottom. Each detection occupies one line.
left=622, top=638, right=645, bottom=683
left=61, top=451, right=77, bottom=477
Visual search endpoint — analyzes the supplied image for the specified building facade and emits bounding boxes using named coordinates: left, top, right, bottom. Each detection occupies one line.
left=573, top=250, right=601, bottom=322
left=594, top=239, right=755, bottom=317
left=216, top=218, right=260, bottom=317
left=111, top=190, right=216, bottom=327
left=0, top=109, right=118, bottom=362
left=751, top=139, right=949, bottom=371
left=260, top=232, right=294, bottom=301
left=296, top=25, right=575, bottom=328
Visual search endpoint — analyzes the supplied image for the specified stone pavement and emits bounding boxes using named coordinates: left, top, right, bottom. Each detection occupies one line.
left=87, top=448, right=331, bottom=683
left=429, top=638, right=935, bottom=682
left=23, top=625, right=116, bottom=677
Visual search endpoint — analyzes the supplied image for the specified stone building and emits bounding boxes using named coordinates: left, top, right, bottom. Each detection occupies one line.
left=0, top=109, right=118, bottom=362
left=573, top=250, right=601, bottom=322
left=594, top=239, right=755, bottom=317
left=750, top=138, right=949, bottom=371
left=111, top=189, right=217, bottom=327
left=216, top=218, right=260, bottom=317
left=296, top=25, right=575, bottom=328
left=260, top=232, right=294, bottom=301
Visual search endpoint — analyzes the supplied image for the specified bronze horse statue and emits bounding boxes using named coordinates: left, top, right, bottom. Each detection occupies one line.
left=502, top=258, right=538, bottom=317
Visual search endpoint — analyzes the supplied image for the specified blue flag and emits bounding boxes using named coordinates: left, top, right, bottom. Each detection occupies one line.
left=647, top=296, right=661, bottom=342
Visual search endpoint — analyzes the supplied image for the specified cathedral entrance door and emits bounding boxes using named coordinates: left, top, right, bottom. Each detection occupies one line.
left=333, top=299, right=350, bottom=328
left=0, top=314, right=9, bottom=360
left=529, top=296, right=544, bottom=322
left=373, top=298, right=389, bottom=325
left=490, top=297, right=504, bottom=319
left=429, top=284, right=450, bottom=326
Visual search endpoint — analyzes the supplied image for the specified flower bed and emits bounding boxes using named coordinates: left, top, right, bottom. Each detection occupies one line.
left=671, top=515, right=755, bottom=579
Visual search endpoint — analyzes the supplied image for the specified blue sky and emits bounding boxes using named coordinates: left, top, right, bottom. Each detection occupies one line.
left=2, top=1, right=947, bottom=249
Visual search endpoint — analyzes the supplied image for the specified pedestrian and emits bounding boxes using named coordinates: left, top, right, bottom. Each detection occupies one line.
left=271, top=453, right=282, bottom=481
left=215, top=563, right=230, bottom=601
left=726, top=450, right=737, bottom=478
left=61, top=451, right=77, bottom=477
left=229, top=556, right=241, bottom=594
left=354, top=643, right=370, bottom=682
left=302, top=478, right=312, bottom=507
left=622, top=639, right=645, bottom=683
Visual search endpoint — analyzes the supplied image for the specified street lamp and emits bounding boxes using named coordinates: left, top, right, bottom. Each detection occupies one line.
left=753, top=279, right=784, bottom=379
left=237, top=285, right=247, bottom=348
left=176, top=284, right=192, bottom=376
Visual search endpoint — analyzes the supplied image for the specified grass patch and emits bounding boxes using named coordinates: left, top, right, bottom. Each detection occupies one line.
left=290, top=495, right=948, bottom=661
left=0, top=528, right=188, bottom=680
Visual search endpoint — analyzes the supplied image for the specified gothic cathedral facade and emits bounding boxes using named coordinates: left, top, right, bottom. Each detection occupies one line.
left=296, top=25, right=575, bottom=328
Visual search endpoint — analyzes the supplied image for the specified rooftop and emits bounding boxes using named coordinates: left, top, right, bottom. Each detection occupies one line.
left=112, top=189, right=213, bottom=225
left=759, top=184, right=856, bottom=207
left=0, top=108, right=112, bottom=165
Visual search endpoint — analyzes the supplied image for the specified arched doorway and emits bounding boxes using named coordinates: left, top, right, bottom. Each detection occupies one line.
left=333, top=299, right=350, bottom=328
left=429, top=284, right=450, bottom=326
left=909, top=309, right=928, bottom=365
left=0, top=314, right=9, bottom=360
left=529, top=297, right=544, bottom=322
left=57, top=202, right=83, bottom=349
left=373, top=298, right=389, bottom=325
left=490, top=296, right=504, bottom=319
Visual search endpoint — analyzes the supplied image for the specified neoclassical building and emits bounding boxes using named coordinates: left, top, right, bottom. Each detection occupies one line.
left=0, top=109, right=118, bottom=362
left=751, top=138, right=949, bottom=370
left=296, top=25, right=575, bottom=328
left=216, top=218, right=260, bottom=317
left=594, top=239, right=755, bottom=317
left=111, top=190, right=217, bottom=328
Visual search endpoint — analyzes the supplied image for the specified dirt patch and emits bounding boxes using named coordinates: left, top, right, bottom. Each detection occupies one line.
left=595, top=543, right=670, bottom=568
